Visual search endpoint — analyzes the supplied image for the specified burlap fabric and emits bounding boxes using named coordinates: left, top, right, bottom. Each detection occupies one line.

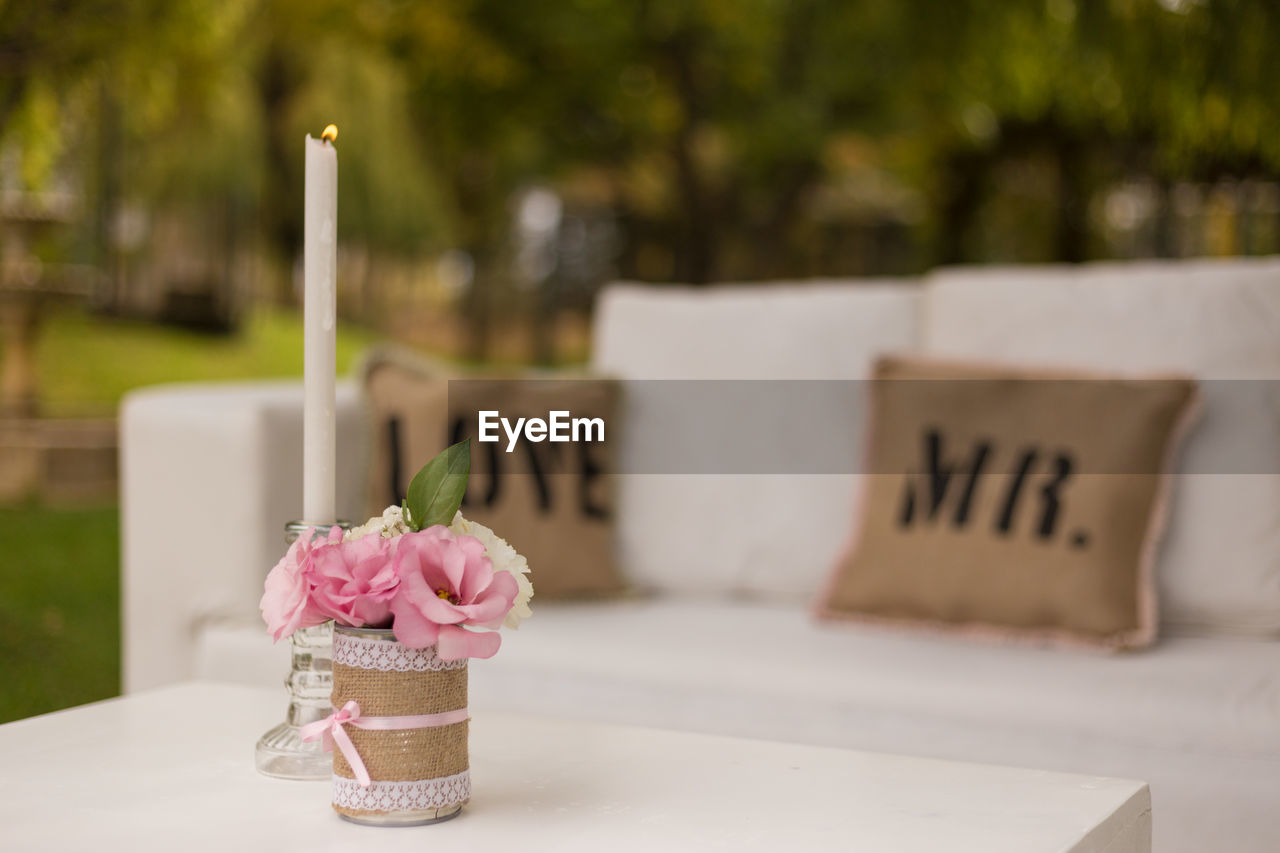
left=330, top=628, right=470, bottom=820
left=819, top=356, right=1199, bottom=650
left=361, top=348, right=625, bottom=599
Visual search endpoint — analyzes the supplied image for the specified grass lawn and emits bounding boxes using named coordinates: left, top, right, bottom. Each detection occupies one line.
left=0, top=306, right=381, bottom=721
left=0, top=503, right=120, bottom=723
left=35, top=306, right=381, bottom=418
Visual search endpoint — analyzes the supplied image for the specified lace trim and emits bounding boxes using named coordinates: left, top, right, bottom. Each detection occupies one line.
left=332, top=770, right=471, bottom=813
left=332, top=631, right=467, bottom=672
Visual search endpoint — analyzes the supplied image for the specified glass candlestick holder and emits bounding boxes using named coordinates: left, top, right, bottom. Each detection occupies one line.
left=254, top=520, right=349, bottom=780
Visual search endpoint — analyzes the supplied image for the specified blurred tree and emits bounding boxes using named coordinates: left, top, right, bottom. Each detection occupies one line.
left=0, top=0, right=239, bottom=409
left=241, top=0, right=448, bottom=306
left=898, top=0, right=1280, bottom=264
left=369, top=0, right=915, bottom=362
left=375, top=0, right=582, bottom=354
left=3, top=0, right=1278, bottom=365
left=605, top=0, right=906, bottom=282
left=0, top=0, right=143, bottom=136
left=249, top=0, right=351, bottom=306
left=0, top=0, right=248, bottom=307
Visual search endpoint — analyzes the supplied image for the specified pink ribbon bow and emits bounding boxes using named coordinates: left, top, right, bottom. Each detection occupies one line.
left=299, top=699, right=469, bottom=787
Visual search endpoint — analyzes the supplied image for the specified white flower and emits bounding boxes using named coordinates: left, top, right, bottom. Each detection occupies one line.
left=449, top=511, right=533, bottom=629
left=344, top=504, right=412, bottom=541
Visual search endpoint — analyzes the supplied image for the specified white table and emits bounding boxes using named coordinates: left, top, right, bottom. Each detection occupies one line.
left=0, top=683, right=1150, bottom=852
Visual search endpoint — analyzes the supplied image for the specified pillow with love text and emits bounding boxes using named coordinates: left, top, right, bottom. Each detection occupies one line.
left=817, top=356, right=1198, bottom=650
left=362, top=349, right=625, bottom=599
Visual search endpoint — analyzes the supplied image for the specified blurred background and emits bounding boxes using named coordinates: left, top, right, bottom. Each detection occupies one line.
left=2, top=0, right=1278, bottom=721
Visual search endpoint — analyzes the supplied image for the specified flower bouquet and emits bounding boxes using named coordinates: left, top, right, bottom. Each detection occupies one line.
left=260, top=439, right=532, bottom=825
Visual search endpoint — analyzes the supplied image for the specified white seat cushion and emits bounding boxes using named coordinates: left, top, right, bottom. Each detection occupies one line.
left=198, top=600, right=1280, bottom=760
left=479, top=599, right=1280, bottom=762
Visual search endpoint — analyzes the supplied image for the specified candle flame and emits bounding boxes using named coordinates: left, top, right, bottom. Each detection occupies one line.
left=321, top=124, right=339, bottom=144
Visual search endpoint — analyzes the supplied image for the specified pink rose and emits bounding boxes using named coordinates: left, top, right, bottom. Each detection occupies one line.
left=260, top=526, right=340, bottom=642
left=309, top=533, right=399, bottom=628
left=388, top=526, right=519, bottom=660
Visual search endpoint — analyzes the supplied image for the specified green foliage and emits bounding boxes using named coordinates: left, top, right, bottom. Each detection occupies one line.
left=0, top=504, right=120, bottom=723
left=403, top=438, right=471, bottom=531
left=33, top=306, right=377, bottom=418
left=898, top=0, right=1280, bottom=169
left=3, top=0, right=1278, bottom=281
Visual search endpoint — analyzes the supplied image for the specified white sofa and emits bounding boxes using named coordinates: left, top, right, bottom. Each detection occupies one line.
left=121, top=258, right=1280, bottom=853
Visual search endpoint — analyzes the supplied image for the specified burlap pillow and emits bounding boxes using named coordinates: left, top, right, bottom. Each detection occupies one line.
left=817, top=356, right=1199, bottom=649
left=362, top=349, right=625, bottom=598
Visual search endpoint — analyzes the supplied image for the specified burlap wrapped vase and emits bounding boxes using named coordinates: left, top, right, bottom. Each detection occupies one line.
left=326, top=625, right=471, bottom=825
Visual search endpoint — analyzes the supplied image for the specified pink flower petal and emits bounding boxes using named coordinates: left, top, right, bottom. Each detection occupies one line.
left=420, top=594, right=467, bottom=624
left=353, top=599, right=392, bottom=628
left=260, top=536, right=327, bottom=641
left=395, top=531, right=452, bottom=590
left=389, top=592, right=442, bottom=648
left=437, top=624, right=501, bottom=660
left=398, top=569, right=467, bottom=624
left=368, top=562, right=398, bottom=589
left=454, top=535, right=493, bottom=600
left=440, top=539, right=469, bottom=595
left=453, top=570, right=519, bottom=625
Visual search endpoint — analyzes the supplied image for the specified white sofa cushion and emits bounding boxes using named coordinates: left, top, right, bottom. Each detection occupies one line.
left=196, top=600, right=1280, bottom=760
left=590, top=281, right=921, bottom=599
left=921, top=259, right=1280, bottom=635
left=481, top=600, right=1280, bottom=762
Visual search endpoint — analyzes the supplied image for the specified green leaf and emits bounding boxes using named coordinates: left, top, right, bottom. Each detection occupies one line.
left=404, top=438, right=471, bottom=531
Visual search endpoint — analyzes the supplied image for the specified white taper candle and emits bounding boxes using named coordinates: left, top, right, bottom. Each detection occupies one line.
left=303, top=130, right=338, bottom=524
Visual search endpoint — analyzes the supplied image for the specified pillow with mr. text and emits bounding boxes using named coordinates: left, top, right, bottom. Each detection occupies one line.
left=817, top=356, right=1198, bottom=650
